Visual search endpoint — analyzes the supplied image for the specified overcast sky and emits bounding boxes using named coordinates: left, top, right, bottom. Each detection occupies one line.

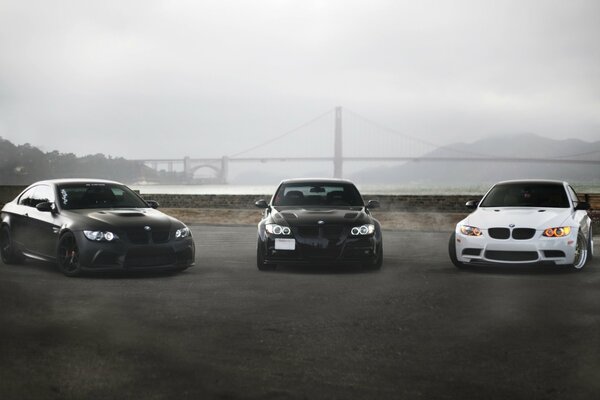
left=0, top=0, right=599, bottom=159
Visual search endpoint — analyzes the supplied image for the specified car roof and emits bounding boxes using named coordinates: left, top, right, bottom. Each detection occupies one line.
left=30, top=178, right=124, bottom=186
left=279, top=178, right=357, bottom=185
left=493, top=179, right=568, bottom=186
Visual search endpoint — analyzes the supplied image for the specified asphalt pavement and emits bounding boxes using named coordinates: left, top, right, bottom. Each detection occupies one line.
left=1, top=226, right=599, bottom=400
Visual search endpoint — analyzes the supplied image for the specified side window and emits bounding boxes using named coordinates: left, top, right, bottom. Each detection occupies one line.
left=567, top=186, right=579, bottom=208
left=17, top=187, right=37, bottom=207
left=31, top=185, right=55, bottom=206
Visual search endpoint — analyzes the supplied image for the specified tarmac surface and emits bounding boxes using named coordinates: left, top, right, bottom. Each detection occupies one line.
left=1, top=226, right=599, bottom=400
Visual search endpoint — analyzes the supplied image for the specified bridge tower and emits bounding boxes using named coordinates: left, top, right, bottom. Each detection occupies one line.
left=334, top=106, right=343, bottom=178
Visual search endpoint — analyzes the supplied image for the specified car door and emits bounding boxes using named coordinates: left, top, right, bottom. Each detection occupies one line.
left=567, top=186, right=590, bottom=235
left=10, top=186, right=38, bottom=250
left=26, top=185, right=61, bottom=259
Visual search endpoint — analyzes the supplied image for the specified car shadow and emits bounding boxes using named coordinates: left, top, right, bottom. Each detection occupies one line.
left=267, top=263, right=379, bottom=275
left=455, top=264, right=575, bottom=276
left=7, top=259, right=189, bottom=279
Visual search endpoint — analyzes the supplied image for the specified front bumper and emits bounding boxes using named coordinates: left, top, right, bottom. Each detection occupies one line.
left=455, top=228, right=577, bottom=266
left=74, top=231, right=195, bottom=271
left=260, top=234, right=379, bottom=265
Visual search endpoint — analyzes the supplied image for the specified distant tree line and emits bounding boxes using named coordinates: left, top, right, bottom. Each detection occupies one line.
left=0, top=137, right=173, bottom=185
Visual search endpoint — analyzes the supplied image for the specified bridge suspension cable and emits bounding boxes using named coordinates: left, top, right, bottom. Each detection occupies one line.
left=228, top=108, right=334, bottom=158
left=343, top=108, right=494, bottom=158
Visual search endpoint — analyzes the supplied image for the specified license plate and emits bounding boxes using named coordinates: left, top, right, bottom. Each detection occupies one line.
left=275, top=238, right=296, bottom=250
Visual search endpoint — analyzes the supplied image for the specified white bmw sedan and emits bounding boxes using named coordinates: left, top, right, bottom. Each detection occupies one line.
left=449, top=180, right=593, bottom=270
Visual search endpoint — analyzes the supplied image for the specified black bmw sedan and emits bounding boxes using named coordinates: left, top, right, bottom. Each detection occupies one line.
left=255, top=178, right=383, bottom=271
left=0, top=179, right=195, bottom=276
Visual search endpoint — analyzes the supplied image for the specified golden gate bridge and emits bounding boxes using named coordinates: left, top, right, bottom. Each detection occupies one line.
left=134, top=107, right=600, bottom=183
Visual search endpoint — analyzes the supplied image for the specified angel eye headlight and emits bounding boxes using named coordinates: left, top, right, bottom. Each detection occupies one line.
left=351, top=224, right=375, bottom=236
left=460, top=225, right=482, bottom=236
left=265, top=224, right=291, bottom=235
left=175, top=227, right=191, bottom=239
left=543, top=226, right=571, bottom=237
left=83, top=230, right=118, bottom=242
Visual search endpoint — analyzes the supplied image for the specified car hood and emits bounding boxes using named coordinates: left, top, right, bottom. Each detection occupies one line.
left=64, top=208, right=176, bottom=231
left=271, top=206, right=371, bottom=226
left=466, top=207, right=571, bottom=230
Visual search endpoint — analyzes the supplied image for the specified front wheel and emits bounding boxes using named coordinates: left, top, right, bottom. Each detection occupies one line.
left=364, top=243, right=383, bottom=270
left=257, top=239, right=276, bottom=271
left=0, top=225, right=25, bottom=265
left=570, top=231, right=589, bottom=271
left=57, top=232, right=82, bottom=277
left=448, top=232, right=467, bottom=269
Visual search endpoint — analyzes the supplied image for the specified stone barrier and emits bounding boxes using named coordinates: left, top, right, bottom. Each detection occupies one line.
left=1, top=185, right=598, bottom=214
left=143, top=193, right=481, bottom=212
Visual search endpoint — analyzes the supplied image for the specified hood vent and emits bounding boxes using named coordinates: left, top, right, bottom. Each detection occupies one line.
left=344, top=213, right=358, bottom=218
left=111, top=212, right=146, bottom=217
left=281, top=212, right=298, bottom=219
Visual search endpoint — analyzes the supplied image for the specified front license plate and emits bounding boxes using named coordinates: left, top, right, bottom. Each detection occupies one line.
left=275, top=238, right=296, bottom=250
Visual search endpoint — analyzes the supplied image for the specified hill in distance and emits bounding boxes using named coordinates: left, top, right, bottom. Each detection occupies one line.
left=351, top=133, right=600, bottom=185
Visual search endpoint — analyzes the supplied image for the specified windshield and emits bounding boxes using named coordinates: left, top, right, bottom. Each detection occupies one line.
left=479, top=182, right=570, bottom=208
left=57, top=183, right=149, bottom=210
left=272, top=182, right=364, bottom=207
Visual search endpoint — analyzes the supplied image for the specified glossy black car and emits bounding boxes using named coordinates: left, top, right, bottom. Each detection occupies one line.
left=0, top=179, right=195, bottom=276
left=255, top=179, right=383, bottom=270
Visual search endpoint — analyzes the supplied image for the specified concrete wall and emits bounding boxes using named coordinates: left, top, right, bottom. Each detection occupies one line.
left=0, top=185, right=26, bottom=207
left=143, top=193, right=481, bottom=212
left=1, top=185, right=599, bottom=213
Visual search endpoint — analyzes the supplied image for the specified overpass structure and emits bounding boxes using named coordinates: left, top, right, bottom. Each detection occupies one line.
left=135, top=107, right=600, bottom=183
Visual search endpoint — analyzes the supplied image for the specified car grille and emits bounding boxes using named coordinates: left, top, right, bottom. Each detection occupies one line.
left=484, top=250, right=538, bottom=262
left=125, top=230, right=170, bottom=244
left=488, top=228, right=510, bottom=239
left=488, top=227, right=536, bottom=240
left=543, top=250, right=566, bottom=258
left=296, top=226, right=319, bottom=237
left=127, top=230, right=149, bottom=244
left=125, top=248, right=175, bottom=268
left=322, top=225, right=344, bottom=239
left=511, top=228, right=536, bottom=240
left=303, top=246, right=340, bottom=259
left=462, top=248, right=482, bottom=256
left=152, top=231, right=170, bottom=243
left=294, top=225, right=345, bottom=239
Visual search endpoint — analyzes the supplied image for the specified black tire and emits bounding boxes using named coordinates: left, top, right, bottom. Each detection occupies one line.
left=257, top=239, right=276, bottom=271
left=364, top=243, right=383, bottom=270
left=570, top=231, right=589, bottom=271
left=0, top=225, right=25, bottom=265
left=57, top=232, right=83, bottom=277
left=448, top=232, right=467, bottom=269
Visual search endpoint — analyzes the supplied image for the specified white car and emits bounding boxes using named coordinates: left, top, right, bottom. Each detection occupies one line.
left=449, top=180, right=593, bottom=270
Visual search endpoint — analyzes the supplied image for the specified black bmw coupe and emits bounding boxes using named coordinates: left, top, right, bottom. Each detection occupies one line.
left=0, top=179, right=195, bottom=276
left=255, top=178, right=383, bottom=270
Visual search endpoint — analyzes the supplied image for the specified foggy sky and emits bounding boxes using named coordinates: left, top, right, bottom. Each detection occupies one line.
left=0, top=0, right=599, bottom=159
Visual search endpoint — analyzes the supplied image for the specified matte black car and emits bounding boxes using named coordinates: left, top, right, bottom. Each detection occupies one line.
left=0, top=179, right=195, bottom=276
left=255, top=178, right=383, bottom=270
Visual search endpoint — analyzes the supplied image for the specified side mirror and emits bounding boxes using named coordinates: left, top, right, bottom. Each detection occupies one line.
left=255, top=199, right=269, bottom=209
left=366, top=200, right=380, bottom=209
left=575, top=201, right=590, bottom=211
left=465, top=200, right=479, bottom=209
left=36, top=201, right=56, bottom=213
left=146, top=200, right=159, bottom=209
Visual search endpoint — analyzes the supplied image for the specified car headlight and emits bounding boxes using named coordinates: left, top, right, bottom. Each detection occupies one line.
left=543, top=226, right=571, bottom=237
left=351, top=224, right=375, bottom=236
left=175, top=227, right=191, bottom=239
left=460, top=225, right=482, bottom=236
left=265, top=224, right=291, bottom=235
left=83, top=230, right=118, bottom=242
